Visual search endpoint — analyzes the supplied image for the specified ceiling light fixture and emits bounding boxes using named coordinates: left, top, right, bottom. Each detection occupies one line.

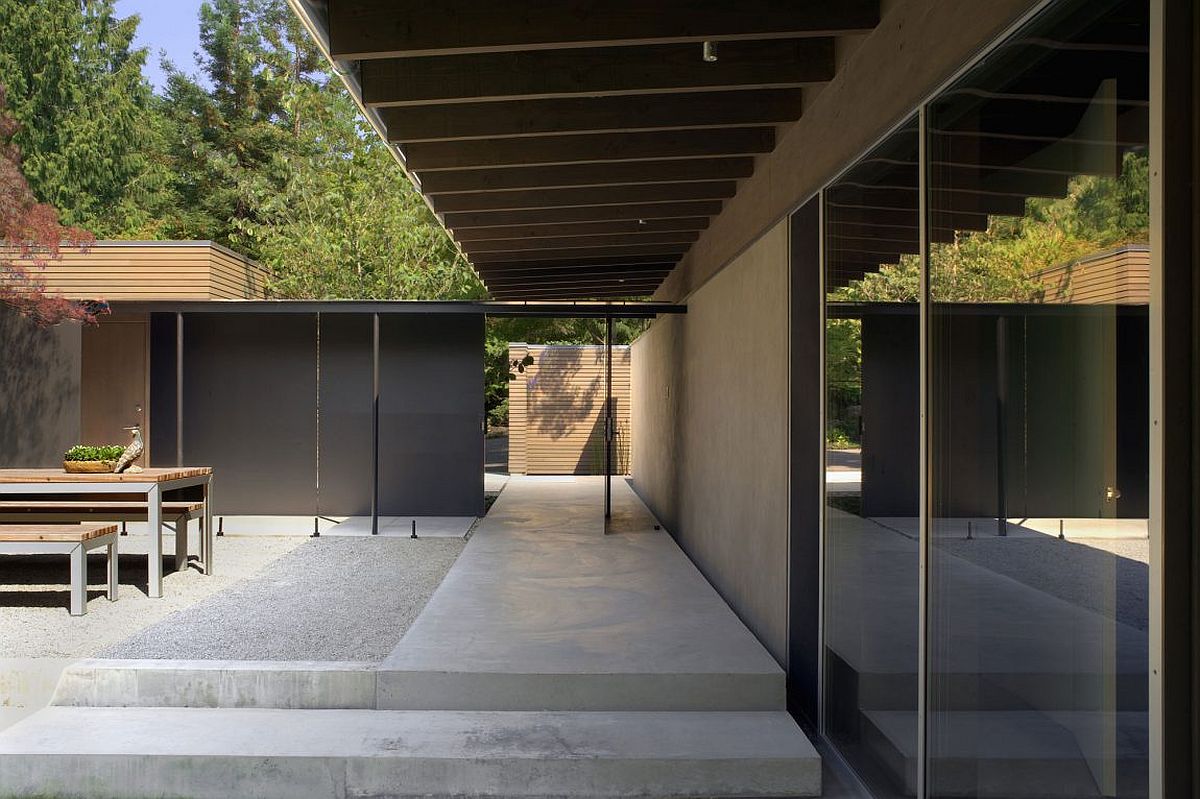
left=702, top=41, right=718, bottom=62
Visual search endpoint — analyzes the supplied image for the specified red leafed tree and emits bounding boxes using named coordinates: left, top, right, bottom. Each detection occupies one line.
left=0, top=86, right=100, bottom=326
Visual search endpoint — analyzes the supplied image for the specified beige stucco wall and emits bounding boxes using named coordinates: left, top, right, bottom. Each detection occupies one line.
left=632, top=221, right=790, bottom=662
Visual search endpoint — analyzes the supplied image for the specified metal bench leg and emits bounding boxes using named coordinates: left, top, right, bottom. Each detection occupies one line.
left=69, top=545, right=86, bottom=616
left=204, top=477, right=214, bottom=577
left=174, top=516, right=188, bottom=572
left=198, top=514, right=207, bottom=572
left=107, top=539, right=119, bottom=602
left=147, top=483, right=163, bottom=598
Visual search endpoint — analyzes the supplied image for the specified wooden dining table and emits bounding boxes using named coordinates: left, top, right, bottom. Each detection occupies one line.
left=0, top=467, right=213, bottom=598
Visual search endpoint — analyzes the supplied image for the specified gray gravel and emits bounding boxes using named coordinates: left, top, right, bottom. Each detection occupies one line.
left=940, top=536, right=1148, bottom=630
left=1, top=535, right=307, bottom=659
left=100, top=537, right=464, bottom=661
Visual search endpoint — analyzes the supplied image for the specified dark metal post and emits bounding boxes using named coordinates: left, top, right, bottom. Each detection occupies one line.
left=371, top=313, right=380, bottom=536
left=605, top=313, right=613, bottom=520
left=995, top=315, right=1007, bottom=536
left=176, top=312, right=184, bottom=467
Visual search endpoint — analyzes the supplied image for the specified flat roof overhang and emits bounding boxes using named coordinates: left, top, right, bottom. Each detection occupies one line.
left=287, top=0, right=881, bottom=301
left=106, top=300, right=685, bottom=319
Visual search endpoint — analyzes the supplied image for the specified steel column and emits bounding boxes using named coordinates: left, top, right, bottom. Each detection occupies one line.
left=605, top=314, right=613, bottom=520
left=372, top=313, right=381, bottom=536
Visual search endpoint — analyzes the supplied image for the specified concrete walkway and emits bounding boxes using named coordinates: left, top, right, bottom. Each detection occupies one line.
left=380, top=476, right=785, bottom=710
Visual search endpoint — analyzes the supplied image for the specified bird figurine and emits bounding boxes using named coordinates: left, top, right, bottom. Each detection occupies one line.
left=113, top=425, right=144, bottom=474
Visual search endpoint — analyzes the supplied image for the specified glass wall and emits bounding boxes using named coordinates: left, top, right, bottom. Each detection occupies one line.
left=926, top=0, right=1149, bottom=795
left=817, top=0, right=1150, bottom=795
left=823, top=117, right=920, bottom=798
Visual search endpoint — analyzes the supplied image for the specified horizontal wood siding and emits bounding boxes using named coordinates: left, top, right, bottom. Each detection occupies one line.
left=508, top=344, right=632, bottom=475
left=1037, top=246, right=1150, bottom=305
left=208, top=245, right=270, bottom=299
left=508, top=344, right=529, bottom=475
left=16, top=242, right=269, bottom=300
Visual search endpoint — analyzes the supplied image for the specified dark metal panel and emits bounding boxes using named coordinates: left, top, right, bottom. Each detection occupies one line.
left=787, top=197, right=821, bottom=730
left=1159, top=0, right=1197, bottom=790
left=181, top=313, right=318, bottom=515
left=861, top=312, right=921, bottom=517
left=378, top=314, right=484, bottom=515
left=148, top=312, right=178, bottom=467
left=0, top=306, right=81, bottom=467
left=317, top=314, right=375, bottom=516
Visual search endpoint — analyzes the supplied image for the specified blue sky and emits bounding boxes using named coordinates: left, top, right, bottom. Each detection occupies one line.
left=114, top=0, right=206, bottom=91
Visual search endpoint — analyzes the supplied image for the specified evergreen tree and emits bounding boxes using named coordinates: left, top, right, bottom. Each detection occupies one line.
left=0, top=0, right=165, bottom=237
left=160, top=0, right=322, bottom=251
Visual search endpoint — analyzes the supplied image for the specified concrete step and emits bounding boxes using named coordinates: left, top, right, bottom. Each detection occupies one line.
left=378, top=668, right=784, bottom=712
left=0, top=707, right=821, bottom=799
left=52, top=659, right=377, bottom=710
left=53, top=659, right=783, bottom=713
left=861, top=709, right=1148, bottom=798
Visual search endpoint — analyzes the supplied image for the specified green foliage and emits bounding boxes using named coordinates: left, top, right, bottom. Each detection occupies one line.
left=0, top=0, right=167, bottom=237
left=157, top=0, right=323, bottom=251
left=826, top=151, right=1150, bottom=437
left=235, top=86, right=484, bottom=299
left=825, top=426, right=858, bottom=450
left=64, top=444, right=124, bottom=462
left=835, top=152, right=1150, bottom=306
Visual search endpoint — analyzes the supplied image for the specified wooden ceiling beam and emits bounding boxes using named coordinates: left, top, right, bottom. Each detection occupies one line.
left=484, top=273, right=669, bottom=288
left=472, top=243, right=689, bottom=264
left=475, top=262, right=676, bottom=278
left=403, top=127, right=774, bottom=170
left=463, top=232, right=699, bottom=253
left=475, top=255, right=681, bottom=271
left=360, top=40, right=833, bottom=106
left=443, top=201, right=724, bottom=228
left=432, top=182, right=736, bottom=213
left=826, top=188, right=1028, bottom=217
left=481, top=269, right=673, bottom=285
left=456, top=218, right=709, bottom=241
left=331, top=1, right=878, bottom=59
left=488, top=286, right=658, bottom=300
left=381, top=89, right=803, bottom=142
left=418, top=158, right=754, bottom=194
left=825, top=208, right=989, bottom=233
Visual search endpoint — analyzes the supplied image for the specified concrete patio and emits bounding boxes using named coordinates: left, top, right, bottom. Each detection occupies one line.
left=0, top=476, right=821, bottom=798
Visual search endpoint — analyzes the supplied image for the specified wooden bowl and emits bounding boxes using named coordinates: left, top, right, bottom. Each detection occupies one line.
left=63, top=460, right=115, bottom=474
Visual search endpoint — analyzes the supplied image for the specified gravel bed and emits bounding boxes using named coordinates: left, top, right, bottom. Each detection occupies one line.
left=940, top=536, right=1148, bottom=630
left=100, top=537, right=464, bottom=661
left=0, top=535, right=307, bottom=659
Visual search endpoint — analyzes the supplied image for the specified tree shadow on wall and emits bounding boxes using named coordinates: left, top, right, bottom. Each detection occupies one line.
left=528, top=346, right=599, bottom=440
left=0, top=308, right=79, bottom=466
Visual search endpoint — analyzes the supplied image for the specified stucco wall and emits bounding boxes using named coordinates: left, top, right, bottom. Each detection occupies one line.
left=632, top=221, right=790, bottom=662
left=0, top=306, right=81, bottom=467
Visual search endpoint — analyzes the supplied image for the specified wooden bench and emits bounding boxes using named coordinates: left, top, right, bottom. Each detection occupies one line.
left=0, top=501, right=204, bottom=572
left=0, top=524, right=118, bottom=615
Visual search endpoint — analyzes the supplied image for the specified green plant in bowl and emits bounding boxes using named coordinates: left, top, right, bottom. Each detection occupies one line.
left=64, top=445, right=125, bottom=462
